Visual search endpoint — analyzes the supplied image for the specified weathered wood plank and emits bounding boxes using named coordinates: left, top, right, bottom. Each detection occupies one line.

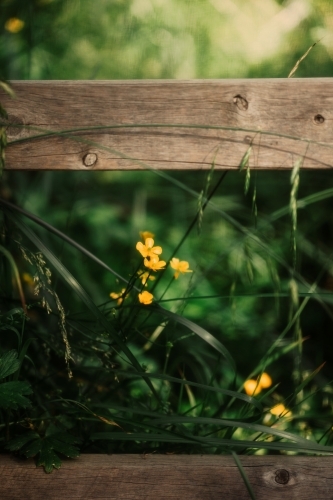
left=1, top=79, right=333, bottom=171
left=1, top=454, right=332, bottom=499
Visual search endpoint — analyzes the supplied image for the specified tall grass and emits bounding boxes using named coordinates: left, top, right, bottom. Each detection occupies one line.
left=1, top=105, right=333, bottom=482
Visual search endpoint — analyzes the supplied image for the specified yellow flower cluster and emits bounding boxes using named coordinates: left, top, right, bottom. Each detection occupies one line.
left=244, top=372, right=272, bottom=396
left=136, top=237, right=166, bottom=271
left=136, top=233, right=192, bottom=304
left=136, top=235, right=165, bottom=304
left=110, top=232, right=193, bottom=308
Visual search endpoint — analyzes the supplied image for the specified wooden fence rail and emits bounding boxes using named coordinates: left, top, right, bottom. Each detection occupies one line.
left=1, top=79, right=333, bottom=171
left=1, top=79, right=333, bottom=498
left=2, top=455, right=333, bottom=500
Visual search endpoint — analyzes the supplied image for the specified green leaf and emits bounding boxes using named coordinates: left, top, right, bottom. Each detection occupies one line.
left=6, top=432, right=39, bottom=451
left=37, top=446, right=62, bottom=473
left=0, top=350, right=20, bottom=379
left=46, top=436, right=81, bottom=458
left=231, top=452, right=257, bottom=500
left=7, top=429, right=81, bottom=473
left=0, top=381, right=32, bottom=409
left=21, top=437, right=43, bottom=457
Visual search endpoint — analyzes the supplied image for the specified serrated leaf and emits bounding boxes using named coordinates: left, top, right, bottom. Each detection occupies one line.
left=0, top=350, right=20, bottom=379
left=45, top=427, right=80, bottom=445
left=46, top=437, right=80, bottom=458
left=0, top=380, right=32, bottom=409
left=6, top=431, right=39, bottom=451
left=22, top=437, right=43, bottom=457
left=37, top=445, right=62, bottom=473
left=7, top=429, right=81, bottom=473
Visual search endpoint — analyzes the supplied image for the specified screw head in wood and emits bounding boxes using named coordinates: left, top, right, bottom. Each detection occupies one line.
left=82, top=153, right=98, bottom=167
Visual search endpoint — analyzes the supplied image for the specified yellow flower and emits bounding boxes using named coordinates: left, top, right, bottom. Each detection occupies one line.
left=140, top=231, right=155, bottom=241
left=136, top=238, right=162, bottom=259
left=5, top=18, right=25, bottom=33
left=258, top=372, right=272, bottom=389
left=244, top=372, right=272, bottom=396
left=138, top=270, right=156, bottom=286
left=144, top=255, right=166, bottom=271
left=270, top=403, right=292, bottom=417
left=244, top=379, right=262, bottom=396
left=138, top=290, right=153, bottom=305
left=170, top=258, right=192, bottom=279
left=110, top=288, right=127, bottom=306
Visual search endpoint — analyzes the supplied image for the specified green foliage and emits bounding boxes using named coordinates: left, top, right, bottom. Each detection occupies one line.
left=0, top=350, right=32, bottom=410
left=1, top=0, right=333, bottom=80
left=0, top=349, right=20, bottom=378
left=0, top=380, right=32, bottom=409
left=6, top=425, right=81, bottom=473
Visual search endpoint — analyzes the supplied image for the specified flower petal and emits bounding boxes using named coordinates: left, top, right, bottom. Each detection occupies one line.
left=145, top=238, right=154, bottom=249
left=140, top=231, right=155, bottom=241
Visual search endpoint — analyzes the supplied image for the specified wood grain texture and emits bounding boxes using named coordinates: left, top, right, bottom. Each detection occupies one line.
left=1, top=454, right=333, bottom=499
left=1, top=79, right=333, bottom=171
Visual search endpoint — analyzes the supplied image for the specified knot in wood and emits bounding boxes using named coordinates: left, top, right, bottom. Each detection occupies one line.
left=83, top=153, right=97, bottom=167
left=3, top=115, right=24, bottom=137
left=314, top=114, right=325, bottom=125
left=275, top=469, right=290, bottom=485
left=233, top=94, right=248, bottom=110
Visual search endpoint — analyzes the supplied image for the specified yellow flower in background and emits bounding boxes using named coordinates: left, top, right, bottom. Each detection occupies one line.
left=144, top=255, right=166, bottom=271
left=22, top=272, right=35, bottom=286
left=170, top=258, right=192, bottom=279
left=270, top=403, right=292, bottom=417
left=138, top=270, right=156, bottom=286
left=138, top=290, right=153, bottom=305
left=244, top=379, right=262, bottom=396
left=110, top=288, right=127, bottom=306
left=244, top=372, right=272, bottom=396
left=5, top=18, right=25, bottom=33
left=136, top=238, right=162, bottom=259
left=258, top=372, right=272, bottom=389
left=140, top=231, right=154, bottom=242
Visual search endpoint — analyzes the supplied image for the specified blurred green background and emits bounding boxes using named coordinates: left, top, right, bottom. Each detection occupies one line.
left=1, top=0, right=333, bottom=80
left=1, top=0, right=333, bottom=452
